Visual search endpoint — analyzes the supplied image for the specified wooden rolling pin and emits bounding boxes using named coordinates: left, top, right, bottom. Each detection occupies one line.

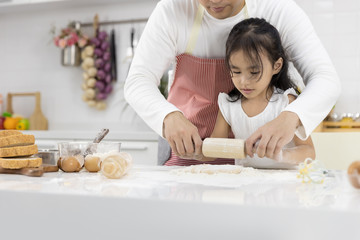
left=202, top=138, right=246, bottom=159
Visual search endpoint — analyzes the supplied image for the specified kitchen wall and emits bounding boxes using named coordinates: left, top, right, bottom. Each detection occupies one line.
left=294, top=0, right=360, bottom=116
left=0, top=0, right=158, bottom=132
left=0, top=0, right=359, bottom=133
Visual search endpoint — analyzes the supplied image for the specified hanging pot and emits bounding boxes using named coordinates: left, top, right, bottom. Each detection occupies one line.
left=61, top=44, right=81, bottom=66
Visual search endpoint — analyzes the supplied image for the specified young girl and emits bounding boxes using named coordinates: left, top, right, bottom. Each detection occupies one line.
left=201, top=18, right=315, bottom=169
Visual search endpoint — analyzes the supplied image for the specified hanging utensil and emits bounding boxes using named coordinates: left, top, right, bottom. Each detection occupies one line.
left=125, top=27, right=136, bottom=73
left=130, top=27, right=135, bottom=56
left=110, top=29, right=117, bottom=81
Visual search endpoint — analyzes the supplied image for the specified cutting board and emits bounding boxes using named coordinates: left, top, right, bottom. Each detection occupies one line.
left=6, top=92, right=48, bottom=130
left=0, top=164, right=59, bottom=177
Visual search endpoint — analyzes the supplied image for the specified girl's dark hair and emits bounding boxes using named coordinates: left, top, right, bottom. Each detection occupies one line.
left=225, top=18, right=299, bottom=101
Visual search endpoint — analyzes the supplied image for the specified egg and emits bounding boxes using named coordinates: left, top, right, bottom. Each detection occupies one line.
left=347, top=161, right=360, bottom=189
left=84, top=155, right=101, bottom=172
left=60, top=155, right=84, bottom=172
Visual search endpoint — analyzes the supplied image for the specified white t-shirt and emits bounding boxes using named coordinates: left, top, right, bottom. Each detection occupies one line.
left=218, top=88, right=297, bottom=169
left=124, top=0, right=340, bottom=139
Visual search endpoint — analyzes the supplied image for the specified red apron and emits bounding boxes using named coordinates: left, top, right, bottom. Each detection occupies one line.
left=165, top=54, right=235, bottom=166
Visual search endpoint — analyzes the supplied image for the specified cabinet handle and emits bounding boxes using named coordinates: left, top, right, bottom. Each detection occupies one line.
left=121, top=146, right=148, bottom=151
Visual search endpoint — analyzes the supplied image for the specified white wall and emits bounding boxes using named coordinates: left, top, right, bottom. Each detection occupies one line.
left=294, top=0, right=360, bottom=116
left=0, top=0, right=158, bottom=132
left=0, top=0, right=359, bottom=132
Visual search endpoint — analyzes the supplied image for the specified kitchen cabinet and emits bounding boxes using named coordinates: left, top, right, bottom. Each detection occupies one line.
left=24, top=130, right=159, bottom=166
left=0, top=165, right=359, bottom=240
left=311, top=132, right=360, bottom=170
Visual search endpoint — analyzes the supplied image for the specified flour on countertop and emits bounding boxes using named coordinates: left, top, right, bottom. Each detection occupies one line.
left=130, top=164, right=298, bottom=188
left=171, top=164, right=265, bottom=177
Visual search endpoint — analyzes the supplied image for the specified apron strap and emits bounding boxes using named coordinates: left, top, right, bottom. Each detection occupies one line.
left=244, top=1, right=249, bottom=19
left=185, top=1, right=249, bottom=55
left=185, top=5, right=205, bottom=54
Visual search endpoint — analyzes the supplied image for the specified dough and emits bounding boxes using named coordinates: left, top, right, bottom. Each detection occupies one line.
left=172, top=164, right=243, bottom=175
left=101, top=152, right=132, bottom=179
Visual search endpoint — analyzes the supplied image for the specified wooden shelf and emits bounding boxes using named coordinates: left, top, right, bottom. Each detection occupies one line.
left=316, top=121, right=360, bottom=132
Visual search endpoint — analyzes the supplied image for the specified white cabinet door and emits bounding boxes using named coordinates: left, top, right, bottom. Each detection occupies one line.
left=120, top=141, right=158, bottom=166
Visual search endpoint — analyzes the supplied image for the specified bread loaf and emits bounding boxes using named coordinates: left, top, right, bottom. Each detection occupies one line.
left=0, top=134, right=35, bottom=148
left=0, top=130, right=23, bottom=138
left=0, top=156, right=42, bottom=169
left=0, top=144, right=38, bottom=158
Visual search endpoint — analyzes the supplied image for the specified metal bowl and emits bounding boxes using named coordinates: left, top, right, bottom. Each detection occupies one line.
left=33, top=150, right=59, bottom=165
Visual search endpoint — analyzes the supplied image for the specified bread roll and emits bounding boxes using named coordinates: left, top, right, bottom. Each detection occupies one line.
left=101, top=152, right=132, bottom=179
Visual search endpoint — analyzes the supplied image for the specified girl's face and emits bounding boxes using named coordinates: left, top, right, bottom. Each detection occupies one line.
left=198, top=0, right=245, bottom=19
left=229, top=50, right=283, bottom=101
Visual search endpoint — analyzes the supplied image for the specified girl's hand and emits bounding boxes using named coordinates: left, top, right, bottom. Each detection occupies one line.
left=163, top=111, right=203, bottom=160
left=245, top=111, right=300, bottom=159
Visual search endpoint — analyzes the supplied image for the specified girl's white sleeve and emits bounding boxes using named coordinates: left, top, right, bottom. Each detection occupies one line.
left=124, top=1, right=181, bottom=137
left=271, top=0, right=341, bottom=140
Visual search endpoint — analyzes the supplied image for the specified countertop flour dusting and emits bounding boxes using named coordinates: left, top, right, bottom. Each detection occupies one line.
left=171, top=164, right=264, bottom=177
left=166, top=164, right=298, bottom=187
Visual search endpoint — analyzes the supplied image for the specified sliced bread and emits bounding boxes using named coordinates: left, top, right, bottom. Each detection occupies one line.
left=0, top=134, right=35, bottom=148
left=0, top=144, right=38, bottom=158
left=0, top=156, right=42, bottom=169
left=0, top=130, right=23, bottom=138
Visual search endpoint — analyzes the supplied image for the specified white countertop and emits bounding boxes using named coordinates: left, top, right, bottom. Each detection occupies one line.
left=0, top=165, right=359, bottom=240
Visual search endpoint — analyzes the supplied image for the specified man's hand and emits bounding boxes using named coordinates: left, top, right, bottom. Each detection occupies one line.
left=245, top=111, right=300, bottom=159
left=163, top=111, right=203, bottom=160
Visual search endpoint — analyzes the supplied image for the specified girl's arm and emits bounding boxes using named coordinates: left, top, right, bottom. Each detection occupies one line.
left=275, top=94, right=315, bottom=164
left=200, top=111, right=231, bottom=161
left=280, top=135, right=315, bottom=165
